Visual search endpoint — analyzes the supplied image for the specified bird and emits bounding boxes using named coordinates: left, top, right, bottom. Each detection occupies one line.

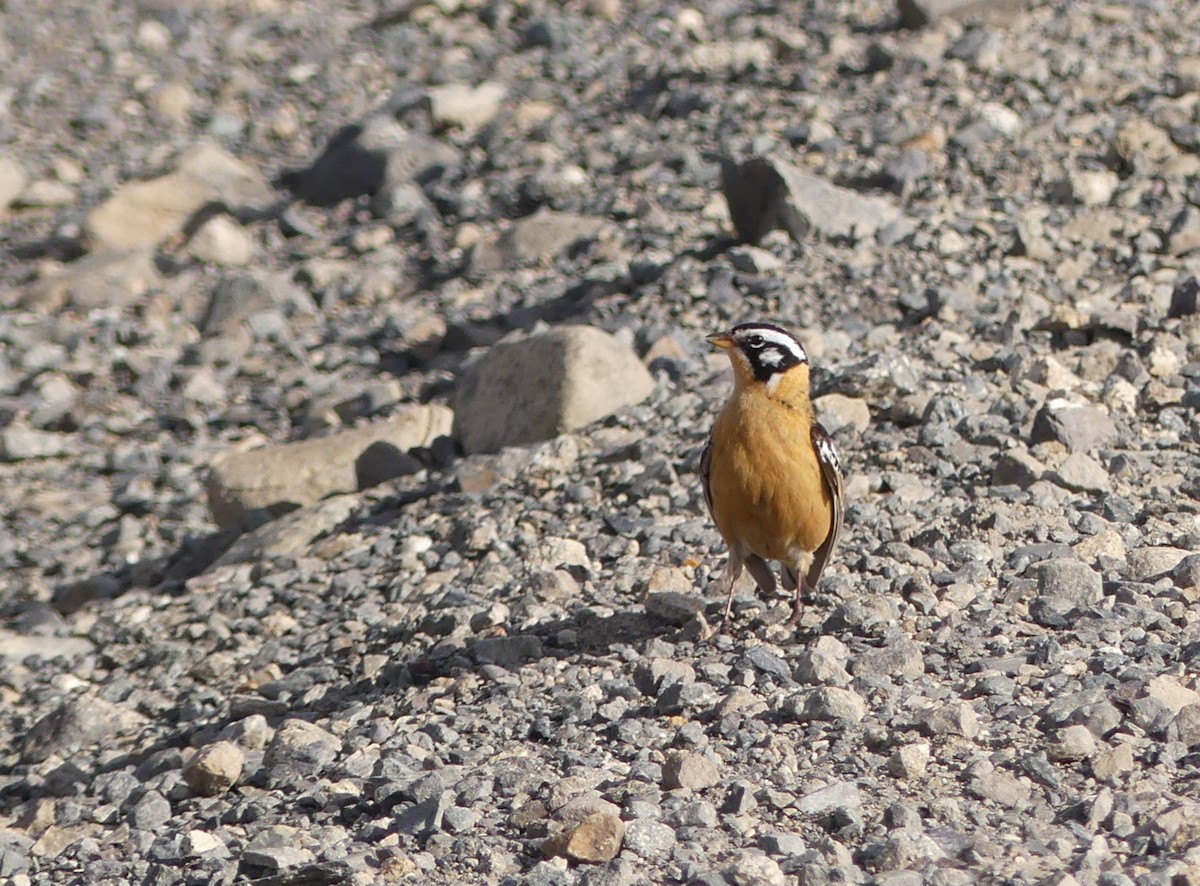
left=700, top=321, right=844, bottom=626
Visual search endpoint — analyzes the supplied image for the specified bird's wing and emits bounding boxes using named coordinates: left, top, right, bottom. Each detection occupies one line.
left=699, top=435, right=715, bottom=519
left=805, top=423, right=844, bottom=588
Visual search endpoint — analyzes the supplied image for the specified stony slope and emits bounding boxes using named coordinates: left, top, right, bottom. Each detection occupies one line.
left=1, top=0, right=1199, bottom=884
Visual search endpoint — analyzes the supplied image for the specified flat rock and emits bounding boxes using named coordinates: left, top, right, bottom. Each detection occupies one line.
left=897, top=0, right=1030, bottom=28
left=213, top=494, right=356, bottom=569
left=19, top=249, right=160, bottom=311
left=0, top=633, right=94, bottom=661
left=469, top=209, right=612, bottom=274
left=721, top=155, right=909, bottom=245
left=452, top=325, right=654, bottom=454
left=84, top=142, right=273, bottom=252
left=206, top=405, right=452, bottom=528
left=22, top=695, right=149, bottom=763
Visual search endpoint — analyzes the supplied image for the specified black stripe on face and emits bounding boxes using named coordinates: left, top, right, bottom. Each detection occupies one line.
left=731, top=323, right=807, bottom=382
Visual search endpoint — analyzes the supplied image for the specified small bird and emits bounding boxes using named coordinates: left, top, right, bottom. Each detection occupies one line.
left=700, top=322, right=844, bottom=625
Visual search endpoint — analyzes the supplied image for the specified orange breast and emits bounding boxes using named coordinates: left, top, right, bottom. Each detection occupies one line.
left=708, top=389, right=832, bottom=564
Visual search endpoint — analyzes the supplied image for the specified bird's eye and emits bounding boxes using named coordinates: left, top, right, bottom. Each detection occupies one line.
left=747, top=334, right=764, bottom=347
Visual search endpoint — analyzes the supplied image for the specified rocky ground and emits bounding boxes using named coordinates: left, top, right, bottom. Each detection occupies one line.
left=2, top=0, right=1200, bottom=883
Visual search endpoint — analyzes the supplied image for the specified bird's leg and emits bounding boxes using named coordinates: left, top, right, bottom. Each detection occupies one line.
left=792, top=575, right=806, bottom=625
left=781, top=564, right=802, bottom=625
left=719, top=551, right=744, bottom=629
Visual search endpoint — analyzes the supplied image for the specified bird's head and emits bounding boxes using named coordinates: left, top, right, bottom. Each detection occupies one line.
left=706, top=322, right=809, bottom=387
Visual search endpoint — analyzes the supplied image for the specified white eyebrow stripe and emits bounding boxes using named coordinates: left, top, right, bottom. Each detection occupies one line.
left=742, top=326, right=807, bottom=362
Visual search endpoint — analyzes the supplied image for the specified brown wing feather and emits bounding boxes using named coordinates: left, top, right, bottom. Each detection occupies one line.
left=805, top=423, right=844, bottom=588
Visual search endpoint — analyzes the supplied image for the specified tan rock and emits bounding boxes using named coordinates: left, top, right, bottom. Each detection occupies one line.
left=206, top=405, right=452, bottom=528
left=428, top=81, right=507, bottom=132
left=1091, top=743, right=1134, bottom=782
left=0, top=154, right=27, bottom=213
left=814, top=393, right=870, bottom=434
left=187, top=215, right=254, bottom=266
left=183, top=741, right=245, bottom=796
left=20, top=250, right=160, bottom=311
left=543, top=812, right=625, bottom=863
left=84, top=142, right=272, bottom=252
left=1128, top=546, right=1191, bottom=582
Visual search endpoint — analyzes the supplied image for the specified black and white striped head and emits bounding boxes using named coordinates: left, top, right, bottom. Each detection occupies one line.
left=706, top=322, right=808, bottom=383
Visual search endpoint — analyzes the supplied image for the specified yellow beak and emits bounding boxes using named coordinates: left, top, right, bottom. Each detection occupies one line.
left=705, top=332, right=735, bottom=350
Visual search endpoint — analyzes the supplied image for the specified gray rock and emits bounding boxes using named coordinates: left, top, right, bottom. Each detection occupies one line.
left=1048, top=725, right=1098, bottom=762
left=0, top=633, right=94, bottom=661
left=1036, top=559, right=1103, bottom=606
left=129, top=790, right=172, bottom=830
left=241, top=845, right=316, bottom=873
left=794, top=636, right=852, bottom=686
left=622, top=819, right=676, bottom=859
left=916, top=703, right=980, bottom=739
left=1174, top=554, right=1200, bottom=590
left=1168, top=705, right=1200, bottom=748
left=662, top=752, right=720, bottom=792
left=263, top=719, right=341, bottom=781
left=452, top=326, right=655, bottom=454
left=644, top=591, right=706, bottom=625
left=22, top=695, right=149, bottom=763
left=849, top=634, right=924, bottom=680
left=721, top=155, right=909, bottom=245
left=1049, top=452, right=1111, bottom=493
left=724, top=851, right=786, bottom=886
left=794, top=781, right=862, bottom=817
left=469, top=209, right=612, bottom=274
left=897, top=0, right=1029, bottom=28
left=396, top=793, right=451, bottom=836
left=790, top=687, right=867, bottom=724
left=1166, top=205, right=1200, bottom=256
left=634, top=658, right=695, bottom=697
left=991, top=449, right=1046, bottom=487
left=1030, top=400, right=1119, bottom=452
left=187, top=215, right=254, bottom=266
left=291, top=113, right=460, bottom=207
left=967, top=765, right=1031, bottom=808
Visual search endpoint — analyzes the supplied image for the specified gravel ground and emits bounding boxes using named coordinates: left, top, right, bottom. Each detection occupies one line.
left=2, top=0, right=1200, bottom=884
